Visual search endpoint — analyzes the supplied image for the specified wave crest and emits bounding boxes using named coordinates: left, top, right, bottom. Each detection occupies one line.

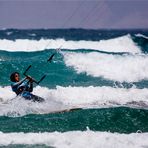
left=0, top=131, right=147, bottom=148
left=0, top=35, right=141, bottom=53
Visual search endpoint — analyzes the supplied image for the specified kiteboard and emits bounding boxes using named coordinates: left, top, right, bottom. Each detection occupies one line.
left=49, top=107, right=82, bottom=114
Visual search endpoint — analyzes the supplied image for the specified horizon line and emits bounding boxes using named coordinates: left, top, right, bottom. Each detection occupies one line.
left=0, top=27, right=148, bottom=30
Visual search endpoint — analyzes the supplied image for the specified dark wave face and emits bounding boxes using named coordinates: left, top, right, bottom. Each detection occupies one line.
left=0, top=28, right=148, bottom=41
left=132, top=34, right=148, bottom=53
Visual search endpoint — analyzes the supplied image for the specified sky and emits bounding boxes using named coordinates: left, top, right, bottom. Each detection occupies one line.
left=0, top=0, right=147, bottom=29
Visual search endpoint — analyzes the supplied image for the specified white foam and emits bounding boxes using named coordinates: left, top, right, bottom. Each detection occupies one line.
left=64, top=52, right=148, bottom=82
left=0, top=35, right=141, bottom=53
left=28, top=33, right=36, bottom=37
left=6, top=32, right=13, bottom=36
left=135, top=33, right=148, bottom=39
left=0, top=86, right=15, bottom=101
left=40, top=86, right=148, bottom=107
left=0, top=86, right=66, bottom=116
left=0, top=131, right=147, bottom=148
left=0, top=85, right=148, bottom=116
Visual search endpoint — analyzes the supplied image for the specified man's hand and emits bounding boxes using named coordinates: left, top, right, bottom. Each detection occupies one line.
left=26, top=75, right=32, bottom=80
left=26, top=76, right=34, bottom=83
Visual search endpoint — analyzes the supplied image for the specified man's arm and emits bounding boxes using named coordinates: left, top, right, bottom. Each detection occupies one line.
left=28, top=82, right=33, bottom=92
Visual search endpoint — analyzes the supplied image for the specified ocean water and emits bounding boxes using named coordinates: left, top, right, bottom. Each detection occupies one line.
left=0, top=29, right=148, bottom=147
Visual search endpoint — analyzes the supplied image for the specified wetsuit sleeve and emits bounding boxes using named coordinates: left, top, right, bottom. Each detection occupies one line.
left=12, top=78, right=27, bottom=88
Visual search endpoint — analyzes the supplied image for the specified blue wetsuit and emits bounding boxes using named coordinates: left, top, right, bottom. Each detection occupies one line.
left=11, top=78, right=44, bottom=102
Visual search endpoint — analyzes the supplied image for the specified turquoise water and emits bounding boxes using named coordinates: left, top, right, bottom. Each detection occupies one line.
left=0, top=107, right=148, bottom=133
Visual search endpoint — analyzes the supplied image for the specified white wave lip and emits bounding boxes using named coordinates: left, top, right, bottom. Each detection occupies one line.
left=0, top=131, right=147, bottom=148
left=0, top=35, right=141, bottom=53
left=135, top=33, right=148, bottom=39
left=0, top=86, right=148, bottom=116
left=64, top=52, right=148, bottom=82
left=40, top=86, right=148, bottom=107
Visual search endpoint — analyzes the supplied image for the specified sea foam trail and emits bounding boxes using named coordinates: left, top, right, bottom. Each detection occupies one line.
left=0, top=35, right=141, bottom=53
left=64, top=52, right=148, bottom=82
left=0, top=86, right=148, bottom=116
left=0, top=131, right=147, bottom=148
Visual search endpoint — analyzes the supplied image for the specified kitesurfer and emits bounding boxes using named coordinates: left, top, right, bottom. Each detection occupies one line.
left=10, top=72, right=44, bottom=102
